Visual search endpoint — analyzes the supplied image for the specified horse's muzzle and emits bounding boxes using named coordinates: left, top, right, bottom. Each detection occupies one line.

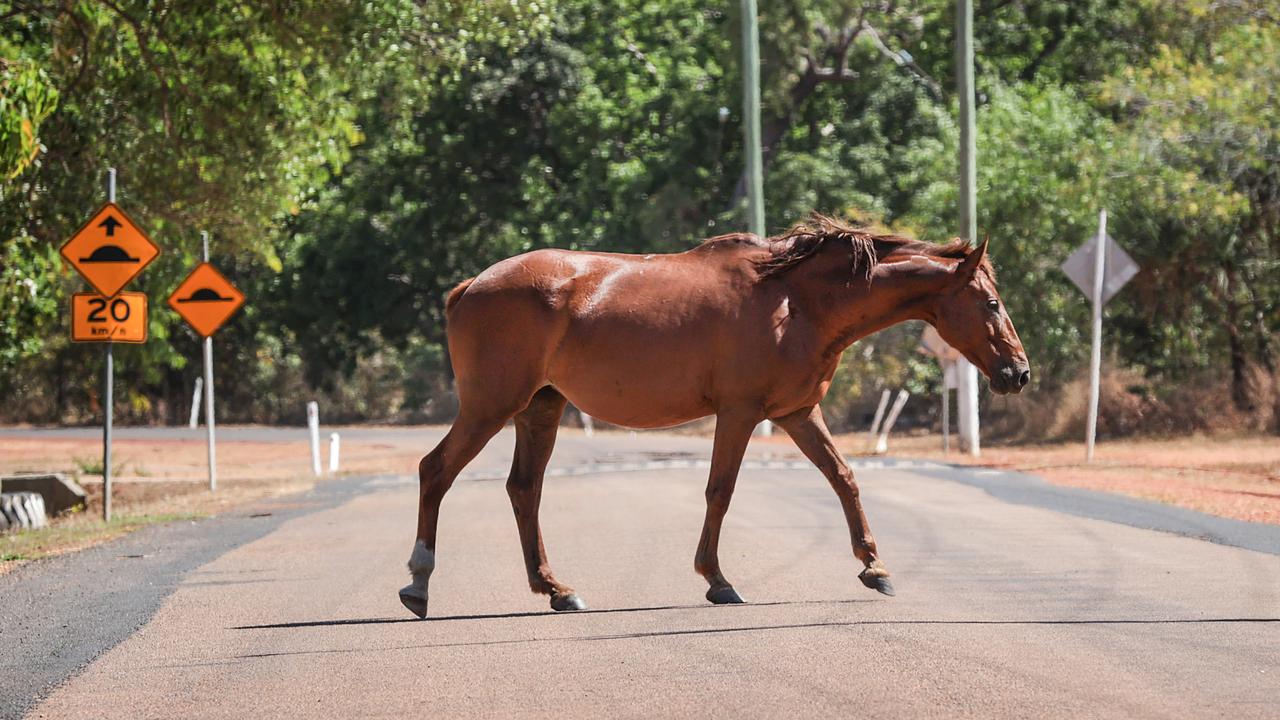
left=993, top=362, right=1031, bottom=395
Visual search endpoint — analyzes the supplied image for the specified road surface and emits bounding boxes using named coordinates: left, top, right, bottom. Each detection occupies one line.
left=3, top=429, right=1279, bottom=718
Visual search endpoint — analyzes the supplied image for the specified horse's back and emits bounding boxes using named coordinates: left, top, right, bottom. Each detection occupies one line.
left=451, top=245, right=757, bottom=318
left=445, top=245, right=765, bottom=427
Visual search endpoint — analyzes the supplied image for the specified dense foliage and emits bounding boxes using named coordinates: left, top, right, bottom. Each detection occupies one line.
left=2, top=0, right=1277, bottom=434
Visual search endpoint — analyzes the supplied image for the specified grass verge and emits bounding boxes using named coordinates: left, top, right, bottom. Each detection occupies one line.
left=1, top=511, right=205, bottom=564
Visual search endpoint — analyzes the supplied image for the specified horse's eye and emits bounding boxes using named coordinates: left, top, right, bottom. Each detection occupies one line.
left=987, top=299, right=1000, bottom=311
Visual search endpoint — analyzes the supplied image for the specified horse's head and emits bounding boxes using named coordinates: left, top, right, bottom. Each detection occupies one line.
left=929, top=239, right=1030, bottom=395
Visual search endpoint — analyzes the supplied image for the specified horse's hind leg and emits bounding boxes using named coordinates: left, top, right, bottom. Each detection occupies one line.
left=398, top=411, right=507, bottom=618
left=506, top=386, right=584, bottom=611
left=775, top=405, right=893, bottom=596
left=695, top=410, right=758, bottom=605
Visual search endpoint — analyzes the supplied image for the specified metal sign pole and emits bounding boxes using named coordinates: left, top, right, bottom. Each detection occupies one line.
left=202, top=231, right=217, bottom=491
left=103, top=168, right=116, bottom=523
left=1085, top=209, right=1107, bottom=462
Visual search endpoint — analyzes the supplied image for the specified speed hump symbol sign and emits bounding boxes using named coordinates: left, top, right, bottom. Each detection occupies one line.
left=60, top=202, right=160, bottom=298
left=71, top=292, right=148, bottom=343
left=168, top=262, right=245, bottom=337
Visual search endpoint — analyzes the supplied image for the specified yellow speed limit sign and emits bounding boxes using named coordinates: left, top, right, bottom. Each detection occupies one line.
left=71, top=291, right=148, bottom=343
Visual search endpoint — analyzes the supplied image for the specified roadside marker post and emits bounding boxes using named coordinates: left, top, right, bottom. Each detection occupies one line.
left=307, top=402, right=323, bottom=477
left=1060, top=209, right=1140, bottom=462
left=875, top=390, right=910, bottom=454
left=188, top=377, right=203, bottom=428
left=329, top=432, right=341, bottom=473
left=60, top=168, right=161, bottom=522
left=867, top=389, right=891, bottom=447
left=168, top=234, right=246, bottom=491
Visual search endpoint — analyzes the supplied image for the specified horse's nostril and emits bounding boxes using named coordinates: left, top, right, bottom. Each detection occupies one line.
left=1017, top=370, right=1030, bottom=388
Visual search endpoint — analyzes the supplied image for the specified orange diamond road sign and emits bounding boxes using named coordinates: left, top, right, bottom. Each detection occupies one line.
left=167, top=262, right=245, bottom=337
left=60, top=202, right=160, bottom=297
left=71, top=292, right=148, bottom=343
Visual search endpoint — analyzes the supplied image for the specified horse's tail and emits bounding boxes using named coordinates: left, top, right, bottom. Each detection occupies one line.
left=445, top=278, right=475, bottom=314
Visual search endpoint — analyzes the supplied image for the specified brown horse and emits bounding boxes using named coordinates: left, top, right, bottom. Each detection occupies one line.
left=399, top=214, right=1029, bottom=617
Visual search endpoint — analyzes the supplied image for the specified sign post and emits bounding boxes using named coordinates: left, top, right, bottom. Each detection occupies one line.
left=1086, top=211, right=1107, bottom=462
left=919, top=325, right=962, bottom=453
left=1060, top=209, right=1140, bottom=462
left=61, top=168, right=161, bottom=522
left=103, top=169, right=113, bottom=522
left=168, top=239, right=246, bottom=491
left=201, top=232, right=217, bottom=491
left=102, top=169, right=115, bottom=524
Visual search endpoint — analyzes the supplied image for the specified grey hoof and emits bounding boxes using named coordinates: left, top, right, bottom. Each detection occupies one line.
left=859, top=569, right=895, bottom=597
left=551, top=593, right=587, bottom=611
left=399, top=585, right=428, bottom=618
left=706, top=585, right=745, bottom=604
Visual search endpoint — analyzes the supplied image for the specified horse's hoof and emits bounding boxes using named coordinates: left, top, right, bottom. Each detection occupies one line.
left=858, top=569, right=895, bottom=597
left=398, top=585, right=428, bottom=618
left=551, top=593, right=587, bottom=612
left=706, top=585, right=745, bottom=605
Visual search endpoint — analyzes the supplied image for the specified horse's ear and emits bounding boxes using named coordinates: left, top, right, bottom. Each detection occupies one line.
left=954, top=237, right=988, bottom=284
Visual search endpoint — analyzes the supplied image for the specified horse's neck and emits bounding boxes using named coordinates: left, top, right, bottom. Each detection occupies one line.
left=784, top=253, right=947, bottom=357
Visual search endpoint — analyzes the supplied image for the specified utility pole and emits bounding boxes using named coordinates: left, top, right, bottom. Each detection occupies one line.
left=740, top=0, right=765, bottom=239
left=955, top=0, right=981, bottom=456
left=741, top=0, right=772, bottom=437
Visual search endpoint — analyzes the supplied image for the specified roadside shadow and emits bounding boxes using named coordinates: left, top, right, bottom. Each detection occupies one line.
left=231, top=598, right=877, bottom=630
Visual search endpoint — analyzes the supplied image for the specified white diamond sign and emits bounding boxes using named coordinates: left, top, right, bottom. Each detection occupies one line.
left=1061, top=233, right=1140, bottom=306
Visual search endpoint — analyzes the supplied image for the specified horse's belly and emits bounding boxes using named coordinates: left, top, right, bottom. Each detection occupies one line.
left=547, top=332, right=716, bottom=428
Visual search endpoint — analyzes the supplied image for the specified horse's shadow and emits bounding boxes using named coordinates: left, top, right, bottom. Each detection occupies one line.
left=230, top=599, right=872, bottom=630
left=232, top=601, right=1280, bottom=632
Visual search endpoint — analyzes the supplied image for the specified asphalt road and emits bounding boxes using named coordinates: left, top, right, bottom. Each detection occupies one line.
left=4, top=430, right=1279, bottom=719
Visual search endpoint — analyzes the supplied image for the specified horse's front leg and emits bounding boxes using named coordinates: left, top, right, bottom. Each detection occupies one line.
left=695, top=409, right=759, bottom=604
left=775, top=405, right=894, bottom=596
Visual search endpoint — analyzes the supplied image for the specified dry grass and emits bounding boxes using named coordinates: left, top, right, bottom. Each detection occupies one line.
left=0, top=430, right=395, bottom=574
left=820, top=431, right=1280, bottom=525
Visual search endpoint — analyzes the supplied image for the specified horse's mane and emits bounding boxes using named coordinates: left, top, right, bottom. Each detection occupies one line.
left=728, top=213, right=990, bottom=282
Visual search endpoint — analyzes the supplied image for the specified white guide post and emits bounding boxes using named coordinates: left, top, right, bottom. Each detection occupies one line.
left=941, top=381, right=951, bottom=454
left=1086, top=209, right=1107, bottom=462
left=956, top=360, right=980, bottom=456
left=581, top=411, right=595, bottom=438
left=201, top=232, right=217, bottom=492
left=188, top=377, right=203, bottom=428
left=328, top=432, right=341, bottom=473
left=868, top=389, right=891, bottom=447
left=875, top=389, right=910, bottom=454
left=307, top=401, right=322, bottom=477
